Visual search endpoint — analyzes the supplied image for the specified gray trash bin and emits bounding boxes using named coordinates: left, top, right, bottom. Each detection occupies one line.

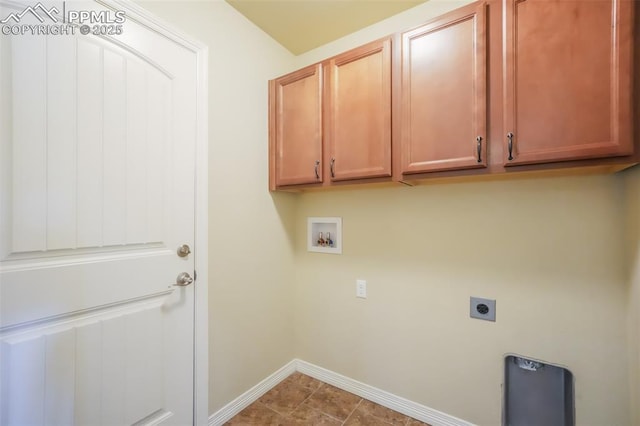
left=504, top=355, right=574, bottom=426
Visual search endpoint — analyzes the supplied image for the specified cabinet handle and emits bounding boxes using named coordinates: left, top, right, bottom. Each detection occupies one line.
left=507, top=132, right=514, bottom=161
left=314, top=160, right=320, bottom=179
left=330, top=158, right=335, bottom=178
left=476, top=136, right=483, bottom=163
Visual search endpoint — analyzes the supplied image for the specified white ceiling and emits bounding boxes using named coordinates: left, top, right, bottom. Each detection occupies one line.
left=225, top=0, right=427, bottom=55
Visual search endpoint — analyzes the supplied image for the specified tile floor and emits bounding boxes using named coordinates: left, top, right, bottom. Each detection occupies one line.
left=225, top=372, right=432, bottom=426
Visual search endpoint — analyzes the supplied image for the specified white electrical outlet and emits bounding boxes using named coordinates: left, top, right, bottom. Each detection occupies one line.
left=356, top=280, right=367, bottom=298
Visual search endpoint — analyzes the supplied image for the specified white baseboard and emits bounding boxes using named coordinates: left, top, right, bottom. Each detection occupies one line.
left=208, top=358, right=474, bottom=426
left=208, top=360, right=297, bottom=426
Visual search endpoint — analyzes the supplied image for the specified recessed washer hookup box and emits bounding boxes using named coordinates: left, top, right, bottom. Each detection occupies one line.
left=504, top=355, right=574, bottom=426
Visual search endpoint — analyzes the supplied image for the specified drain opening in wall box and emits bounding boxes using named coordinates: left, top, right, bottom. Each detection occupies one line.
left=504, top=355, right=574, bottom=426
left=307, top=217, right=342, bottom=254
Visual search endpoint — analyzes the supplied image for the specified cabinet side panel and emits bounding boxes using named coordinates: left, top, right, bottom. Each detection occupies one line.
left=269, top=79, right=277, bottom=191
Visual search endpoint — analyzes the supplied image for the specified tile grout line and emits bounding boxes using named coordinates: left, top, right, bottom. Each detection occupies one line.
left=274, top=375, right=338, bottom=422
left=268, top=379, right=315, bottom=418
left=293, top=380, right=325, bottom=419
left=341, top=396, right=403, bottom=426
left=309, top=382, right=354, bottom=424
left=256, top=385, right=288, bottom=418
left=259, top=400, right=285, bottom=421
left=340, top=397, right=364, bottom=426
left=300, top=376, right=410, bottom=426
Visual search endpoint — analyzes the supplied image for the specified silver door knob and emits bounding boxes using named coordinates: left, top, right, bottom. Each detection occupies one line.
left=176, top=272, right=194, bottom=286
left=177, top=244, right=191, bottom=257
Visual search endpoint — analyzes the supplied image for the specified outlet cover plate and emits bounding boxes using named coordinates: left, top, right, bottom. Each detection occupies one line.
left=470, top=297, right=496, bottom=321
left=356, top=280, right=367, bottom=298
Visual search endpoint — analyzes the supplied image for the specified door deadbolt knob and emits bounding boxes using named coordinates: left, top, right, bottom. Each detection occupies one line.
left=177, top=244, right=191, bottom=257
left=176, top=272, right=194, bottom=286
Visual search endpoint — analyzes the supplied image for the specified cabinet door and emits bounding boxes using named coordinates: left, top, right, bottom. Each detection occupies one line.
left=325, top=38, right=392, bottom=181
left=503, top=0, right=633, bottom=166
left=400, top=2, right=487, bottom=174
left=272, top=64, right=323, bottom=187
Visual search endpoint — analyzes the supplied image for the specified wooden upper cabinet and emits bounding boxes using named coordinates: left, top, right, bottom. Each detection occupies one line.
left=270, top=64, right=323, bottom=188
left=325, top=38, right=392, bottom=181
left=400, top=2, right=487, bottom=175
left=269, top=0, right=636, bottom=191
left=503, top=0, right=634, bottom=166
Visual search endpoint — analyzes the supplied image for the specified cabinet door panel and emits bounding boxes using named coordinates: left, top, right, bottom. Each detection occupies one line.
left=274, top=64, right=323, bottom=187
left=326, top=38, right=392, bottom=181
left=401, top=2, right=487, bottom=174
left=504, top=0, right=633, bottom=165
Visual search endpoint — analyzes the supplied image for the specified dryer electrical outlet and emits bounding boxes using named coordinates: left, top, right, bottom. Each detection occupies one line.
left=470, top=297, right=496, bottom=321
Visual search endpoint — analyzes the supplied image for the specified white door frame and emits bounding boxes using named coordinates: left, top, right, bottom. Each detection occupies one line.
left=107, top=1, right=209, bottom=423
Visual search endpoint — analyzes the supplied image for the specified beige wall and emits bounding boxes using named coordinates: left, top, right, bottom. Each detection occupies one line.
left=625, top=166, right=640, bottom=426
left=136, top=0, right=297, bottom=413
left=294, top=176, right=629, bottom=425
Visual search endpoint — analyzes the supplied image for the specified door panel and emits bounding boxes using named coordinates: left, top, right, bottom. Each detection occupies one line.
left=503, top=0, right=633, bottom=165
left=274, top=64, right=323, bottom=187
left=48, top=36, right=78, bottom=250
left=0, top=1, right=197, bottom=424
left=6, top=35, right=172, bottom=259
left=401, top=2, right=487, bottom=174
left=327, top=38, right=391, bottom=181
left=1, top=300, right=169, bottom=425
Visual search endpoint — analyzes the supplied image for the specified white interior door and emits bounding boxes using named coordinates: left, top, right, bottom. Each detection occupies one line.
left=0, top=1, right=201, bottom=424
